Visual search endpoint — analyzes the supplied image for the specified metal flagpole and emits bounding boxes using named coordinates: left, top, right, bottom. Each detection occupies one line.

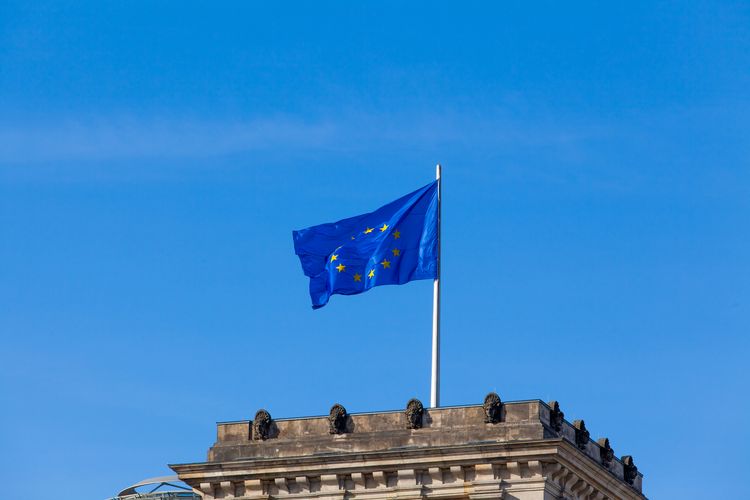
left=431, top=163, right=441, bottom=408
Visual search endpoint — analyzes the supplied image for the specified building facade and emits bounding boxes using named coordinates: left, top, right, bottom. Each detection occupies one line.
left=171, top=396, right=644, bottom=500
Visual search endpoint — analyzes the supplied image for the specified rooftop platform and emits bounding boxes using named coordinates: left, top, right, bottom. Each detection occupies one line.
left=172, top=396, right=644, bottom=500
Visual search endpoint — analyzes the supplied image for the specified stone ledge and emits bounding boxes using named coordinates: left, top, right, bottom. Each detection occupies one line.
left=172, top=439, right=644, bottom=500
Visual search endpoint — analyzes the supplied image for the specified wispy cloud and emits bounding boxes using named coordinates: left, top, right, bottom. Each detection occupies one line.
left=0, top=115, right=340, bottom=163
left=0, top=109, right=602, bottom=164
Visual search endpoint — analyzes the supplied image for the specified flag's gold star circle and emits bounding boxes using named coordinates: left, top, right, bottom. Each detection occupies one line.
left=368, top=269, right=375, bottom=279
left=330, top=254, right=338, bottom=262
left=392, top=248, right=400, bottom=256
left=336, top=263, right=346, bottom=273
left=380, top=259, right=391, bottom=269
left=364, top=227, right=374, bottom=234
left=379, top=223, right=389, bottom=232
left=353, top=273, right=362, bottom=282
left=393, top=230, right=401, bottom=239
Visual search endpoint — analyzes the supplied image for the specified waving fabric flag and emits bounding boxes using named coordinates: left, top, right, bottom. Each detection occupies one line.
left=293, top=180, right=439, bottom=309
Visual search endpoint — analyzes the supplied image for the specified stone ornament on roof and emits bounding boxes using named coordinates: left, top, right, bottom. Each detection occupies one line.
left=252, top=409, right=273, bottom=440
left=328, top=403, right=348, bottom=434
left=622, top=455, right=638, bottom=485
left=548, top=400, right=564, bottom=434
left=573, top=419, right=590, bottom=450
left=483, top=392, right=503, bottom=423
left=597, top=437, right=614, bottom=468
left=405, top=398, right=424, bottom=429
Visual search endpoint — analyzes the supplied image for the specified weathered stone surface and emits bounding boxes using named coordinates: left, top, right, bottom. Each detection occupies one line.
left=171, top=400, right=645, bottom=500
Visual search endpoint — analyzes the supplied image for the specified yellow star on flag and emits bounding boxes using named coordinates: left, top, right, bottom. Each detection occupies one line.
left=379, top=223, right=389, bottom=232
left=392, top=248, right=400, bottom=256
left=336, top=263, right=346, bottom=273
left=330, top=254, right=338, bottom=262
left=393, top=230, right=401, bottom=239
left=380, top=259, right=391, bottom=269
left=368, top=269, right=375, bottom=279
left=353, top=273, right=362, bottom=282
left=364, top=227, right=374, bottom=234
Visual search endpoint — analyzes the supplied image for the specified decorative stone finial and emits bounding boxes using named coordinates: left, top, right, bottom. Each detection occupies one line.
left=622, top=455, right=638, bottom=485
left=328, top=403, right=348, bottom=434
left=483, top=392, right=503, bottom=424
left=252, top=409, right=273, bottom=441
left=547, top=400, right=564, bottom=434
left=597, top=437, right=614, bottom=467
left=405, top=398, right=424, bottom=429
left=573, top=420, right=590, bottom=450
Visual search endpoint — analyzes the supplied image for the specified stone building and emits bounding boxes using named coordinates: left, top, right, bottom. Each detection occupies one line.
left=170, top=396, right=644, bottom=500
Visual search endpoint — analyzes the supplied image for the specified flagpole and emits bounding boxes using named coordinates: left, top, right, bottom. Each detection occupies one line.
left=431, top=163, right=441, bottom=408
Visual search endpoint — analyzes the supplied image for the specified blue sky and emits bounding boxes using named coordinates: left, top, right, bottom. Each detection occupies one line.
left=1, top=2, right=748, bottom=499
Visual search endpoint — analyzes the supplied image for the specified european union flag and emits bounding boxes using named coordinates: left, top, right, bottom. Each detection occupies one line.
left=293, top=180, right=439, bottom=309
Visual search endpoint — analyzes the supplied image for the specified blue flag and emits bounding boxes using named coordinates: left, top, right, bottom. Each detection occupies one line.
left=293, top=180, right=439, bottom=309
